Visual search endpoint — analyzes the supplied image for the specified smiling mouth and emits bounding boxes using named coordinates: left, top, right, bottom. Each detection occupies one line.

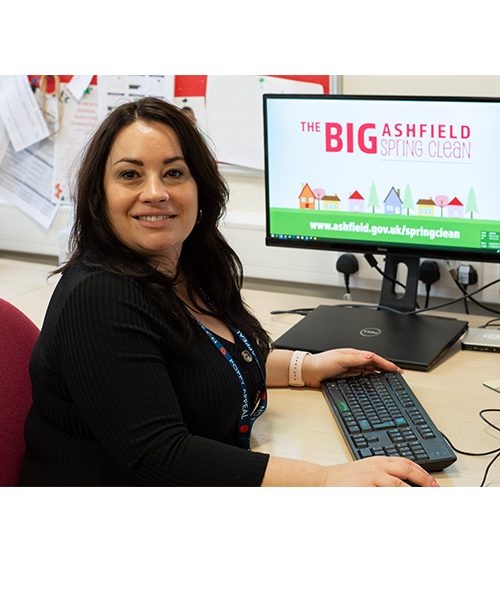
left=136, top=215, right=174, bottom=222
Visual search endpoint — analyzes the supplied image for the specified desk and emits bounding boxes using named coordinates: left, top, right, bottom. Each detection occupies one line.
left=243, top=288, right=500, bottom=487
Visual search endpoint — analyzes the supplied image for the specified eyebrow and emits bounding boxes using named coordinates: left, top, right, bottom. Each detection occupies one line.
left=113, top=156, right=185, bottom=167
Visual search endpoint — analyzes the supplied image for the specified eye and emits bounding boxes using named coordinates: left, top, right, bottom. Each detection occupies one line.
left=164, top=168, right=184, bottom=179
left=119, top=170, right=139, bottom=180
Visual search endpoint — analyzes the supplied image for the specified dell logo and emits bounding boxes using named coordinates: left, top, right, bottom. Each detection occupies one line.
left=484, top=333, right=500, bottom=340
left=360, top=327, right=382, bottom=337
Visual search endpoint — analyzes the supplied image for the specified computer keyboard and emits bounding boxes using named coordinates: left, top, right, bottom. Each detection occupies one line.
left=321, top=371, right=457, bottom=472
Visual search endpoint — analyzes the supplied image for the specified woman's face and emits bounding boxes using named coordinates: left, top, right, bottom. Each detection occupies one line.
left=103, top=120, right=199, bottom=273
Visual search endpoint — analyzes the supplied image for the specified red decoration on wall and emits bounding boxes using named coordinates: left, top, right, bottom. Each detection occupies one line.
left=28, top=76, right=98, bottom=93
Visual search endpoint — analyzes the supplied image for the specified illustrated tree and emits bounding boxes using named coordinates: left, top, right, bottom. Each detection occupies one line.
left=466, top=187, right=479, bottom=219
left=367, top=182, right=379, bottom=213
left=312, top=188, right=325, bottom=210
left=402, top=184, right=414, bottom=215
left=434, top=195, right=449, bottom=217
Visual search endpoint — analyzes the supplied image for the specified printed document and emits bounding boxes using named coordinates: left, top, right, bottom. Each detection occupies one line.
left=0, top=137, right=58, bottom=229
left=0, top=75, right=50, bottom=152
left=97, top=75, right=175, bottom=121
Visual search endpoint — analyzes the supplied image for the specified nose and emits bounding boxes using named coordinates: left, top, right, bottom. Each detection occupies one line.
left=141, top=173, right=169, bottom=203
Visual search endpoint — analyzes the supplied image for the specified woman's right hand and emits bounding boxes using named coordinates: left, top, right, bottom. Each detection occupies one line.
left=322, top=456, right=440, bottom=487
left=261, top=455, right=440, bottom=487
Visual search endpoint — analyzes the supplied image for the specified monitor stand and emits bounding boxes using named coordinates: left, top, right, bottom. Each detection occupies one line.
left=378, top=255, right=420, bottom=313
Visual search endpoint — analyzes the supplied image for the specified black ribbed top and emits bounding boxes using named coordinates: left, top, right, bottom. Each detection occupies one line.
left=20, top=264, right=269, bottom=486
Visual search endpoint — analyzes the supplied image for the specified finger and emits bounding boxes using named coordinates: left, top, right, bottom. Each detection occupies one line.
left=388, top=457, right=439, bottom=487
left=340, top=353, right=398, bottom=374
left=335, top=349, right=399, bottom=370
left=364, top=353, right=404, bottom=373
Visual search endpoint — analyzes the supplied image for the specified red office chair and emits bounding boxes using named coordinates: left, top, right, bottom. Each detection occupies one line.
left=0, top=299, right=39, bottom=486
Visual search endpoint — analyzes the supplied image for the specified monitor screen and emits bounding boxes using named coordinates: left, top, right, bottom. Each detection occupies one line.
left=264, top=93, right=500, bottom=263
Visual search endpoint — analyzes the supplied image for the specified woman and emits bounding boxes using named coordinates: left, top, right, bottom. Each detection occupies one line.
left=20, top=97, right=438, bottom=487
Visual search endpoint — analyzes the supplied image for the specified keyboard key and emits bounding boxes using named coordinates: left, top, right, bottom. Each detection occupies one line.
left=337, top=400, right=349, bottom=412
left=352, top=438, right=367, bottom=448
left=372, top=421, right=395, bottom=430
left=415, top=451, right=429, bottom=459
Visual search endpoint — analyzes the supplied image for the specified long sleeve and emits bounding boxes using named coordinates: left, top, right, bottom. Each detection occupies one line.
left=21, top=265, right=269, bottom=486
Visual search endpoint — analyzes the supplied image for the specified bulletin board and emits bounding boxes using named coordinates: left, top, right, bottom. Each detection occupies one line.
left=0, top=75, right=330, bottom=236
left=11, top=75, right=330, bottom=229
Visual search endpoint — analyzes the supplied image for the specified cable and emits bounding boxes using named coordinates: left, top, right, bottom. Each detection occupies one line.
left=447, top=261, right=500, bottom=316
left=271, top=274, right=500, bottom=319
left=270, top=308, right=313, bottom=316
left=419, top=260, right=440, bottom=309
left=364, top=253, right=406, bottom=290
left=440, top=431, right=500, bottom=457
left=456, top=264, right=477, bottom=314
left=336, top=254, right=359, bottom=301
left=480, top=409, right=500, bottom=433
left=482, top=318, right=500, bottom=328
left=479, top=452, right=500, bottom=487
left=340, top=275, right=500, bottom=315
left=395, top=275, right=500, bottom=316
left=439, top=408, right=500, bottom=487
left=454, top=278, right=500, bottom=315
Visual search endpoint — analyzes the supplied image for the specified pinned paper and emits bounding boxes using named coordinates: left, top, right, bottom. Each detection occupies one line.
left=205, top=75, right=323, bottom=170
left=67, top=75, right=94, bottom=102
left=97, top=75, right=175, bottom=120
left=0, top=75, right=50, bottom=152
left=53, top=84, right=99, bottom=205
left=0, top=137, right=58, bottom=229
left=0, top=80, right=59, bottom=229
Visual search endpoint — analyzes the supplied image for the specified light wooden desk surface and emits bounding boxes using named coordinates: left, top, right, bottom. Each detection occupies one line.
left=243, top=288, right=500, bottom=487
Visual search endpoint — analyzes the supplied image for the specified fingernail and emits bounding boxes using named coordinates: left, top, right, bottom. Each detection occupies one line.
left=432, top=481, right=441, bottom=487
left=364, top=353, right=374, bottom=359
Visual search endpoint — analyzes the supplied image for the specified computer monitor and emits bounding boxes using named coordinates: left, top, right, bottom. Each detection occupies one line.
left=263, top=93, right=500, bottom=312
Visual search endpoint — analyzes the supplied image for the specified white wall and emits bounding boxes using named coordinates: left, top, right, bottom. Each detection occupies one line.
left=2, top=75, right=500, bottom=306
left=0, top=200, right=73, bottom=257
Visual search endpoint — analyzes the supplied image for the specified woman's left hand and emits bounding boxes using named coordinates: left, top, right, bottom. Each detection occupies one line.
left=301, top=348, right=403, bottom=388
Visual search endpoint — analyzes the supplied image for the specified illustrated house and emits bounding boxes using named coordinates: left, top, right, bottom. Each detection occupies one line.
left=417, top=198, right=436, bottom=216
left=384, top=187, right=403, bottom=215
left=299, top=184, right=316, bottom=209
left=322, top=194, right=341, bottom=211
left=349, top=190, right=365, bottom=212
left=447, top=197, right=464, bottom=218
